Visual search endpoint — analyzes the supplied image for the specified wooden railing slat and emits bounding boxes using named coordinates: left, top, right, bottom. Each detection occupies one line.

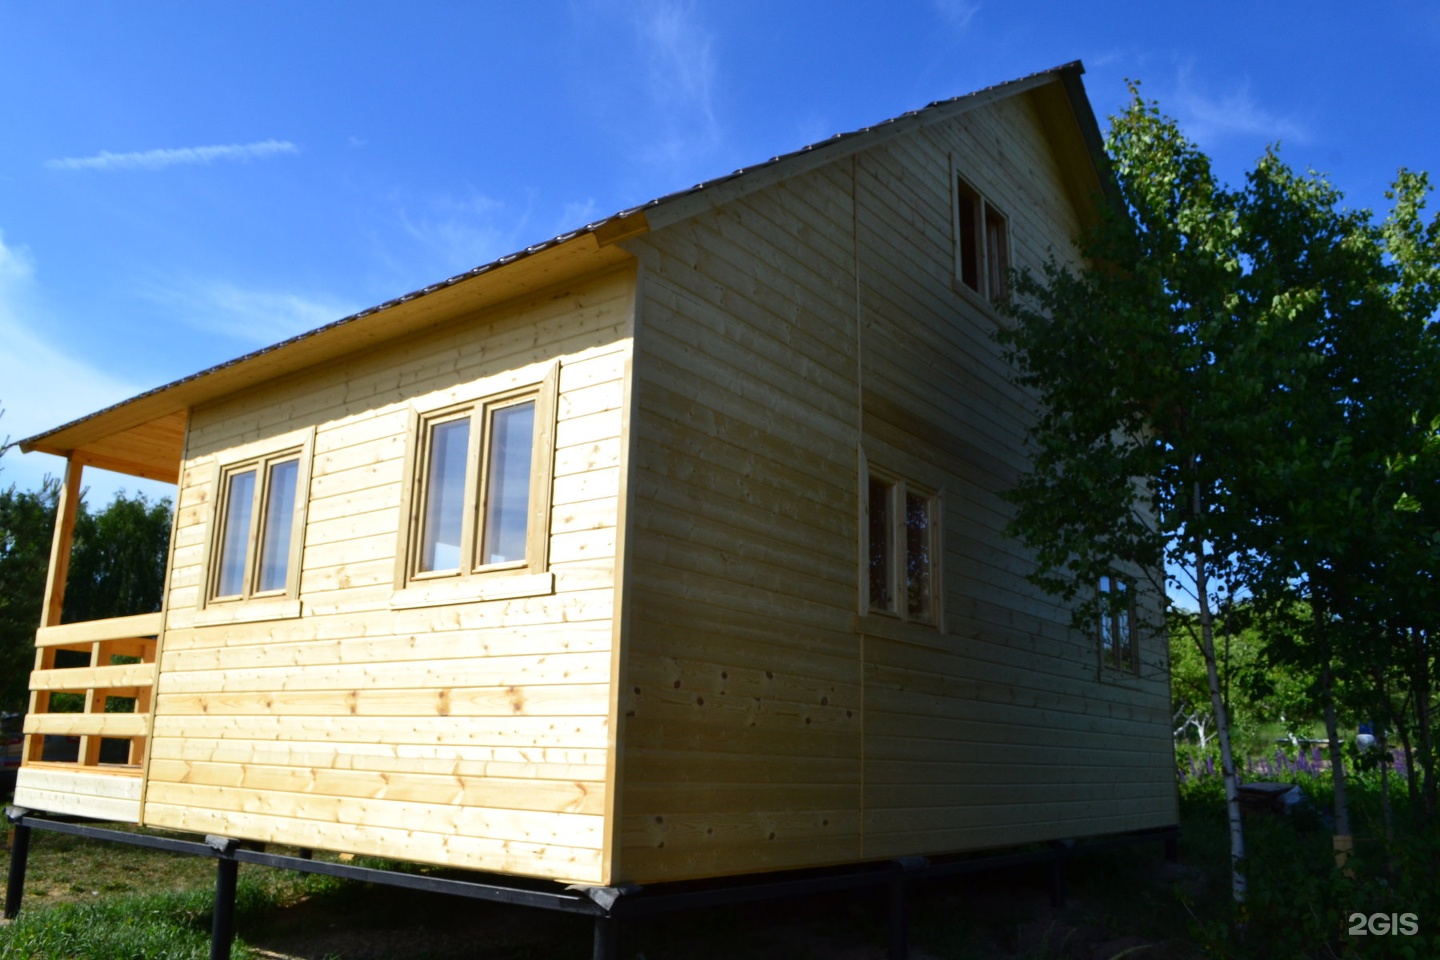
left=34, top=612, right=163, bottom=648
left=29, top=663, right=157, bottom=692
left=24, top=713, right=150, bottom=738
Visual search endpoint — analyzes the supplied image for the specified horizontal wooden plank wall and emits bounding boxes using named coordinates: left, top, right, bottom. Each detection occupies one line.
left=620, top=158, right=866, bottom=883
left=144, top=266, right=635, bottom=884
left=854, top=91, right=1175, bottom=858
left=618, top=88, right=1174, bottom=884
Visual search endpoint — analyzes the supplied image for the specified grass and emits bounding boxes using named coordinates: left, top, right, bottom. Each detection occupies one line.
left=0, top=767, right=1433, bottom=959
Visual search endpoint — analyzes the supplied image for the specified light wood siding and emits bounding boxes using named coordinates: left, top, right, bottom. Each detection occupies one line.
left=855, top=91, right=1174, bottom=858
left=620, top=159, right=866, bottom=883
left=618, top=89, right=1174, bottom=883
left=144, top=266, right=635, bottom=884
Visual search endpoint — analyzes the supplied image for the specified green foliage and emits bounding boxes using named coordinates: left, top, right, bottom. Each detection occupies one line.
left=63, top=488, right=172, bottom=624
left=1172, top=604, right=1328, bottom=757
left=1002, top=80, right=1440, bottom=903
left=0, top=477, right=172, bottom=713
left=0, top=479, right=58, bottom=713
left=1177, top=768, right=1440, bottom=959
left=0, top=874, right=332, bottom=960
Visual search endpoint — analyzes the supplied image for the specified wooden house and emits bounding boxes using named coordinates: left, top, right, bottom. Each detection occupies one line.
left=13, top=62, right=1177, bottom=889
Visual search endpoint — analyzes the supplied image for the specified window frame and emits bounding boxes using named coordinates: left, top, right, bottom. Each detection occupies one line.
left=864, top=466, right=942, bottom=628
left=952, top=164, right=1012, bottom=308
left=1097, top=574, right=1139, bottom=675
left=197, top=426, right=314, bottom=618
left=396, top=364, right=559, bottom=593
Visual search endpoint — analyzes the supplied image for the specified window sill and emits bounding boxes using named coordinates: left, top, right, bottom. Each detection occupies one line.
left=951, top=276, right=1011, bottom=327
left=854, top=612, right=946, bottom=650
left=193, top=597, right=302, bottom=626
left=390, top=571, right=555, bottom=610
left=1097, top=665, right=1144, bottom=686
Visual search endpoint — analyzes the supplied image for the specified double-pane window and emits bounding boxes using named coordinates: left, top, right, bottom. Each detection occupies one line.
left=867, top=473, right=939, bottom=624
left=412, top=391, right=542, bottom=580
left=212, top=451, right=304, bottom=601
left=955, top=174, right=1010, bottom=304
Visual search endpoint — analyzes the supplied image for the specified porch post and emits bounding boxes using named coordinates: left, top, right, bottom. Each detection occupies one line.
left=41, top=459, right=84, bottom=629
left=24, top=460, right=83, bottom=764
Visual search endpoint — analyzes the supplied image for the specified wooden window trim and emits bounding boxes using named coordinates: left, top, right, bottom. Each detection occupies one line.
left=391, top=363, right=559, bottom=608
left=951, top=161, right=1013, bottom=317
left=1097, top=574, right=1139, bottom=676
left=195, top=426, right=314, bottom=621
left=862, top=462, right=942, bottom=629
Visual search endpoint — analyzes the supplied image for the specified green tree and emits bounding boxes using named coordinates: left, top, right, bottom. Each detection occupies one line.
left=0, top=479, right=57, bottom=712
left=63, top=490, right=171, bottom=624
left=1227, top=158, right=1440, bottom=850
left=1000, top=87, right=1263, bottom=905
left=0, top=446, right=171, bottom=712
left=1001, top=85, right=1440, bottom=906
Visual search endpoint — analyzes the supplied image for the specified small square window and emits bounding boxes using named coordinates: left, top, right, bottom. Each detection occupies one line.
left=1098, top=574, right=1137, bottom=673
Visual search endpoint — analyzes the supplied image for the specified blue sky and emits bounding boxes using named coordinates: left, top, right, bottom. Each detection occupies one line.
left=2, top=1, right=1438, bottom=505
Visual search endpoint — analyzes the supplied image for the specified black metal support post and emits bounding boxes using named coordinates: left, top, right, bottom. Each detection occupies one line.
left=1164, top=835, right=1179, bottom=863
left=2, top=812, right=1181, bottom=960
left=4, top=816, right=32, bottom=920
left=207, top=836, right=240, bottom=960
left=888, top=877, right=908, bottom=960
left=592, top=915, right=619, bottom=960
left=1048, top=840, right=1073, bottom=909
left=888, top=856, right=926, bottom=960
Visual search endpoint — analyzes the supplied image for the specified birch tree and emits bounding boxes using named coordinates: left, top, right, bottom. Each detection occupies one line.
left=1003, top=86, right=1440, bottom=906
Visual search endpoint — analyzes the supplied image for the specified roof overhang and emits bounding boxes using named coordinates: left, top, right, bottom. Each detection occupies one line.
left=19, top=227, right=640, bottom=482
left=20, top=60, right=1111, bottom=485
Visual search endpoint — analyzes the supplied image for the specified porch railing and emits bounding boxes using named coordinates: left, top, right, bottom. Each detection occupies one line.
left=23, top=612, right=161, bottom=772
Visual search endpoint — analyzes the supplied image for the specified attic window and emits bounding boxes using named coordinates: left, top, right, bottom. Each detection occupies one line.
left=954, top=174, right=1010, bottom=304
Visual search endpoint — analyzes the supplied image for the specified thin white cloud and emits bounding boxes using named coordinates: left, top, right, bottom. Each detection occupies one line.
left=0, top=229, right=35, bottom=284
left=141, top=277, right=357, bottom=346
left=631, top=0, right=722, bottom=170
left=396, top=190, right=530, bottom=275
left=0, top=230, right=152, bottom=497
left=1167, top=65, right=1309, bottom=148
left=932, top=0, right=980, bottom=32
left=557, top=199, right=601, bottom=233
left=45, top=139, right=298, bottom=172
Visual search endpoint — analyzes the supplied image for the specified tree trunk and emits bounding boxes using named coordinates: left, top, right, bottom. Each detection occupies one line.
left=1414, top=629, right=1437, bottom=828
left=1371, top=665, right=1394, bottom=852
left=1193, top=478, right=1245, bottom=905
left=1398, top=714, right=1420, bottom=831
left=1320, top=656, right=1353, bottom=869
